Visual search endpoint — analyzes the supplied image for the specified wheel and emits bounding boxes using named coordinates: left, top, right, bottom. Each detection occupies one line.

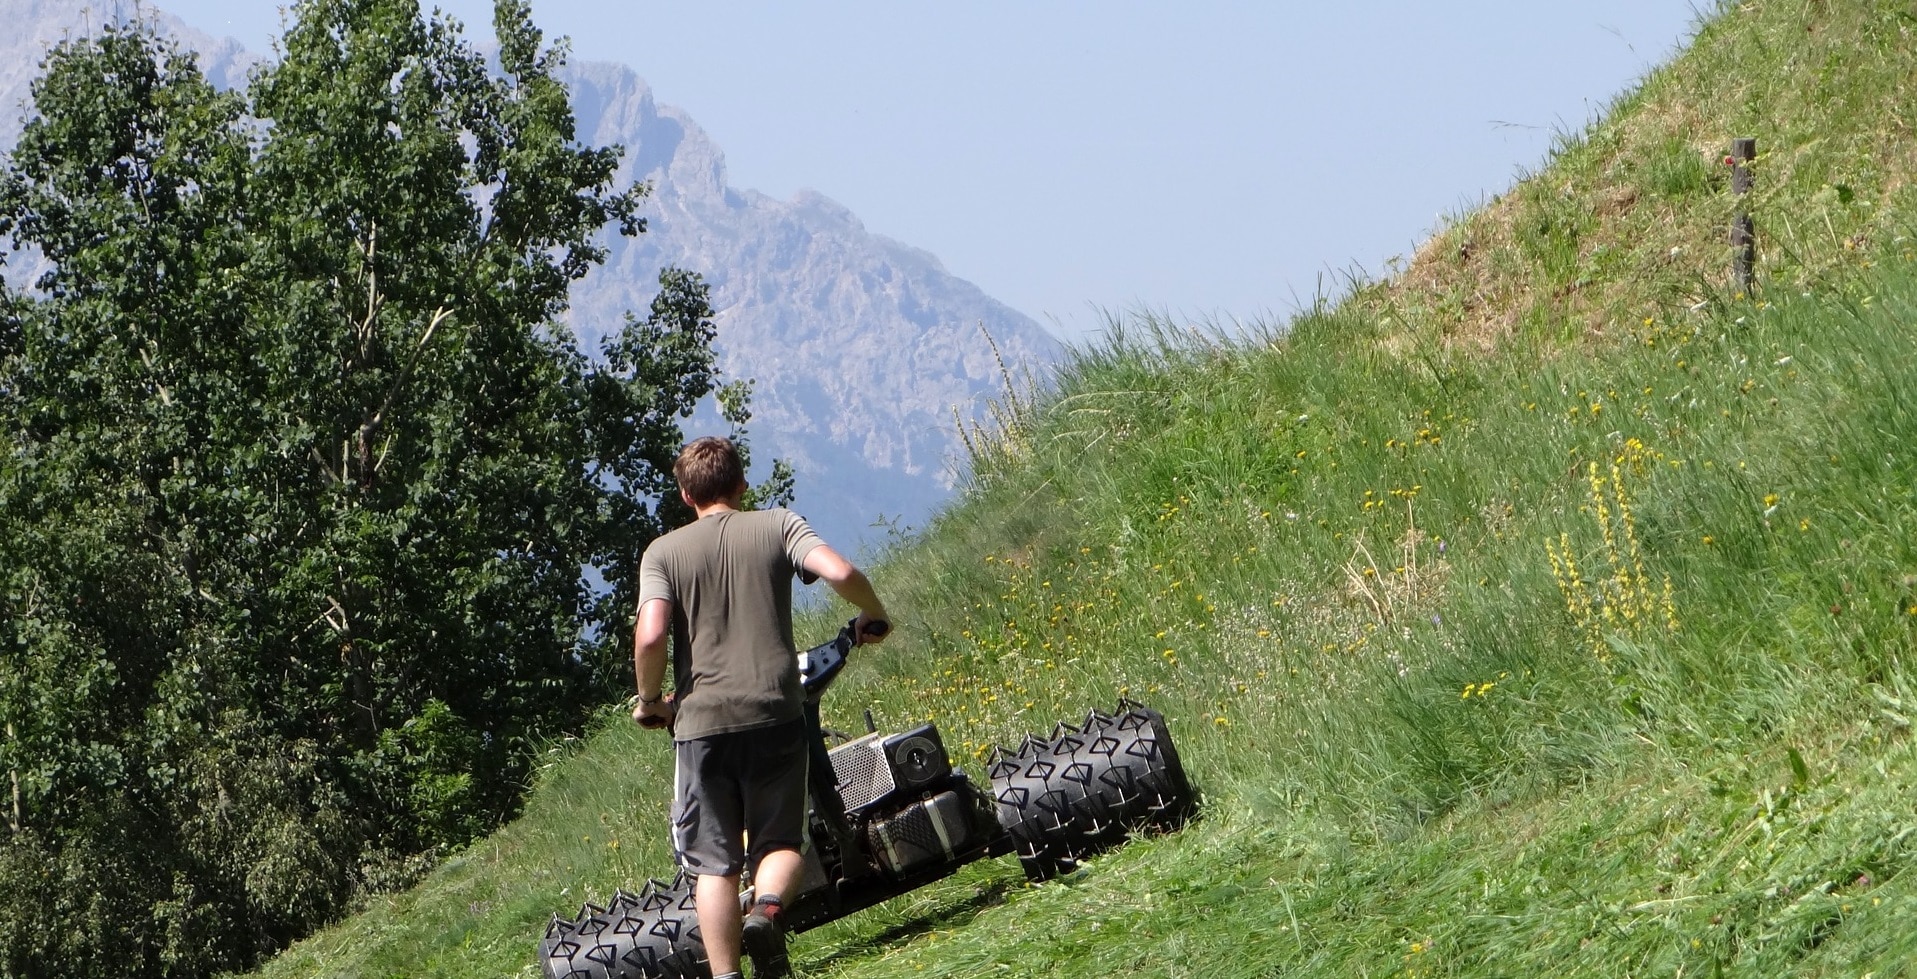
left=538, top=872, right=710, bottom=979
left=987, top=699, right=1198, bottom=881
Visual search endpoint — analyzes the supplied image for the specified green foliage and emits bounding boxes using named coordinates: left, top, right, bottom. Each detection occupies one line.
left=0, top=3, right=761, bottom=975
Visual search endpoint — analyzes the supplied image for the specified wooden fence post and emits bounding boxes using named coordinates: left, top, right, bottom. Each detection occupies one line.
left=1731, top=137, right=1756, bottom=293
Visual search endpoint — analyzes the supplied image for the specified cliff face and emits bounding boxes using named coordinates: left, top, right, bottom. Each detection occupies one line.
left=0, top=0, right=1062, bottom=550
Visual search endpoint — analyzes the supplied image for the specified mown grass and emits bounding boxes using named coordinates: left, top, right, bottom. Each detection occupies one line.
left=251, top=1, right=1917, bottom=976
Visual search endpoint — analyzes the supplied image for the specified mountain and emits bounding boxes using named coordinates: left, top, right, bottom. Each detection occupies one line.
left=0, top=0, right=1063, bottom=552
left=558, top=60, right=1061, bottom=551
left=0, top=0, right=256, bottom=123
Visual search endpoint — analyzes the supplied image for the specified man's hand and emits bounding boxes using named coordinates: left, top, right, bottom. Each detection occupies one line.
left=633, top=694, right=677, bottom=731
left=853, top=613, right=891, bottom=645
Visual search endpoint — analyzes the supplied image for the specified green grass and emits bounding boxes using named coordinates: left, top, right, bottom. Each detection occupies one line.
left=249, top=1, right=1917, bottom=976
left=796, top=241, right=1917, bottom=979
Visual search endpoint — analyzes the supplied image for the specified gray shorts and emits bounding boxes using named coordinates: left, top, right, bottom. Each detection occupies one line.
left=671, top=718, right=809, bottom=876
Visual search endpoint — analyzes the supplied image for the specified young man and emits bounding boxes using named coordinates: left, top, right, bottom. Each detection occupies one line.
left=632, top=436, right=888, bottom=979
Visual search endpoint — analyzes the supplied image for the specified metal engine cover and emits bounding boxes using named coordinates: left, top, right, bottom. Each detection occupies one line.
left=866, top=789, right=979, bottom=878
left=826, top=723, right=952, bottom=813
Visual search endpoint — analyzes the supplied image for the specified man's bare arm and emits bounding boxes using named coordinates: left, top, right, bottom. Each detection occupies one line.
left=802, top=544, right=890, bottom=642
left=632, top=598, right=676, bottom=728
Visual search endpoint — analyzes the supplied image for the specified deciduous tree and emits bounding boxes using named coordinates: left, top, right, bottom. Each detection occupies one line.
left=0, top=2, right=764, bottom=974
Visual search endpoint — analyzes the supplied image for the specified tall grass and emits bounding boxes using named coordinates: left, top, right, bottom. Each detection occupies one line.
left=829, top=245, right=1917, bottom=978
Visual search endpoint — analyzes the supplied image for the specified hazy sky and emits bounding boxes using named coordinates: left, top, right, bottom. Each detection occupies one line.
left=157, top=1, right=1705, bottom=341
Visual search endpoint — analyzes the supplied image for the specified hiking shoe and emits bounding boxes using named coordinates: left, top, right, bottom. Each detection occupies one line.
left=741, top=901, right=789, bottom=979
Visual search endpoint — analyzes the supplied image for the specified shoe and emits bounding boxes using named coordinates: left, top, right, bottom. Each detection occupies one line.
left=741, top=900, right=790, bottom=979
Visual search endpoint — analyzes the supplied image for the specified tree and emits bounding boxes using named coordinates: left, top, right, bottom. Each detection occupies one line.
left=0, top=2, right=765, bottom=974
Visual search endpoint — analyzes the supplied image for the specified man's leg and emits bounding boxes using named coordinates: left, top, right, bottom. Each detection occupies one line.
left=741, top=847, right=801, bottom=978
left=695, top=872, right=744, bottom=978
left=752, top=847, right=803, bottom=903
left=740, top=719, right=810, bottom=978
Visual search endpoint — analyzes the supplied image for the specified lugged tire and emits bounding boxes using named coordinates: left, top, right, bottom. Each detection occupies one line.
left=538, top=872, right=710, bottom=979
left=987, top=699, right=1197, bottom=881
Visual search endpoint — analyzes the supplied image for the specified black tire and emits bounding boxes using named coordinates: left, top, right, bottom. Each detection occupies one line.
left=538, top=872, right=710, bottom=979
left=987, top=699, right=1198, bottom=881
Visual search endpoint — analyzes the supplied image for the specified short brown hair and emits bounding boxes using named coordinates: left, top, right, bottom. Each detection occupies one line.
left=674, top=436, right=746, bottom=507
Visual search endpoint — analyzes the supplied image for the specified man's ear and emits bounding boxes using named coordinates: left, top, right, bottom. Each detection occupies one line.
left=680, top=488, right=696, bottom=509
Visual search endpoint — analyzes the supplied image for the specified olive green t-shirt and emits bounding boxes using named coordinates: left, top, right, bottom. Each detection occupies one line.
left=636, top=508, right=824, bottom=741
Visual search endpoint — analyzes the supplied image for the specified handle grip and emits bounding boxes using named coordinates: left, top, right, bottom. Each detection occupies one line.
left=799, top=618, right=891, bottom=700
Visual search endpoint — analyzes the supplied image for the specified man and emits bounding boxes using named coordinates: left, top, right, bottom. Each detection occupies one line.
left=632, top=436, right=889, bottom=979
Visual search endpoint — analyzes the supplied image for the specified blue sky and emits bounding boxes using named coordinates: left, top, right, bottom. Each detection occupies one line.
left=160, top=1, right=1705, bottom=341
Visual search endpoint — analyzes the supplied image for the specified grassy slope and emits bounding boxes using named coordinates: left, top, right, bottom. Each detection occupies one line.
left=252, top=1, right=1917, bottom=976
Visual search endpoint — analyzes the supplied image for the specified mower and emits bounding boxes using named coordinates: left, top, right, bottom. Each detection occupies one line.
left=538, top=621, right=1198, bottom=978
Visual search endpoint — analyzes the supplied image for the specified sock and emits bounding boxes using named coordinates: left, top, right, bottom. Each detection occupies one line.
left=753, top=893, right=783, bottom=917
left=713, top=973, right=743, bottom=979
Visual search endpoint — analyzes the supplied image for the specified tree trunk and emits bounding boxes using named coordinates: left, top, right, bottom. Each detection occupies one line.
left=7, top=721, right=19, bottom=835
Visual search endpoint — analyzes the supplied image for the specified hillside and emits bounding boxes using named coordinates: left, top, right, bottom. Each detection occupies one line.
left=252, top=1, right=1917, bottom=976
